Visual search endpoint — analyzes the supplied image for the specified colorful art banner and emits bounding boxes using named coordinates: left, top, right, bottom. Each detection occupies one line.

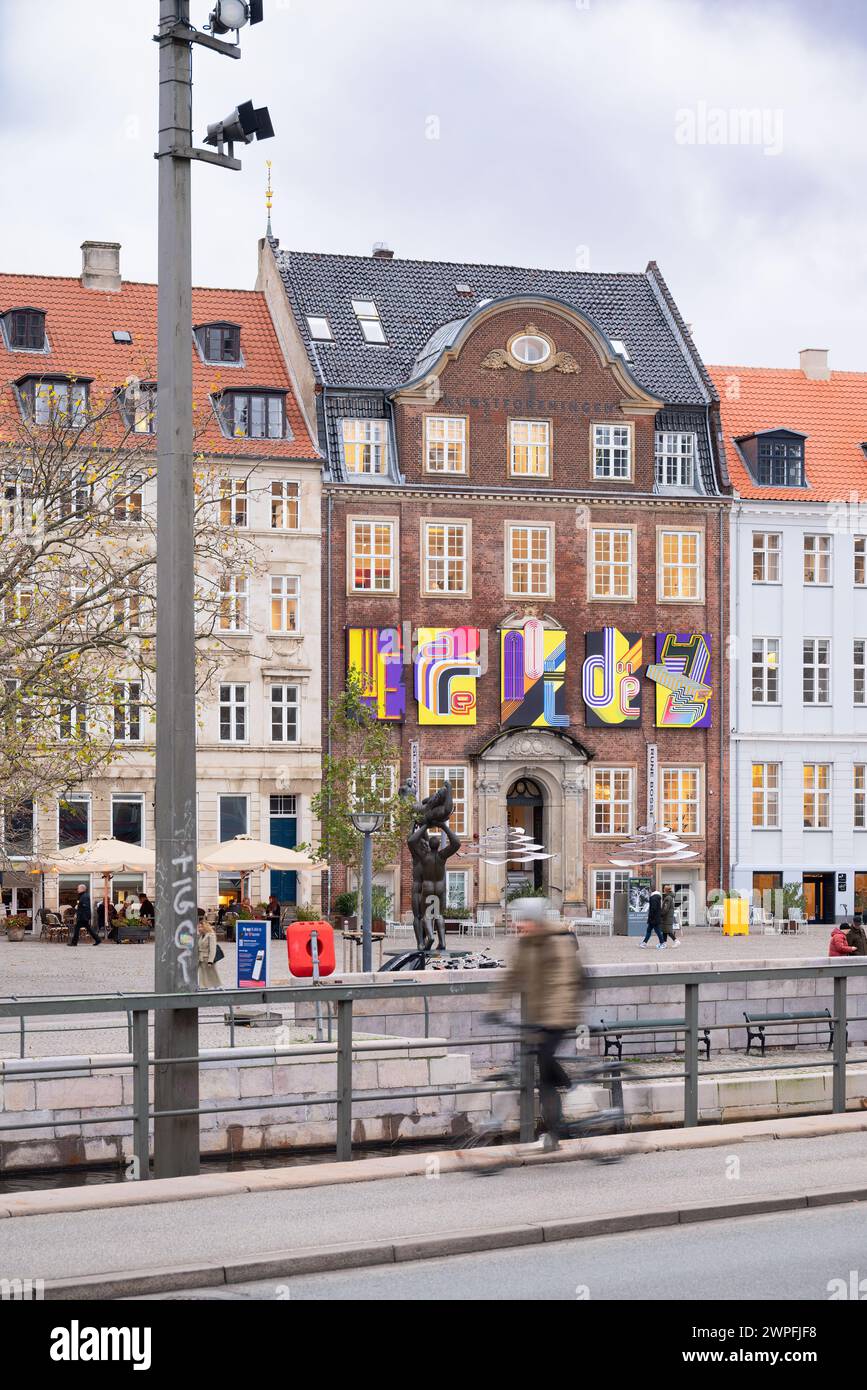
left=648, top=632, right=713, bottom=728
left=582, top=628, right=642, bottom=726
left=347, top=627, right=405, bottom=721
left=501, top=619, right=568, bottom=729
left=415, top=627, right=481, bottom=725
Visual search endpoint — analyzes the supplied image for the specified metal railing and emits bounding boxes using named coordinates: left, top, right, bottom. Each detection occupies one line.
left=0, top=960, right=865, bottom=1178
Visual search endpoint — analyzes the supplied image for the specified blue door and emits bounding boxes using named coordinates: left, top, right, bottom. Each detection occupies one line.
left=270, top=798, right=297, bottom=905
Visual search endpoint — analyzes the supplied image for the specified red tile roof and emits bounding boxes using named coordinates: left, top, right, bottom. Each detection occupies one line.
left=708, top=364, right=867, bottom=502
left=0, top=275, right=319, bottom=459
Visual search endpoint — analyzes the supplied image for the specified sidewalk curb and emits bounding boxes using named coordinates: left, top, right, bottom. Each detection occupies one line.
left=5, top=1110, right=867, bottom=1222
left=42, top=1185, right=867, bottom=1300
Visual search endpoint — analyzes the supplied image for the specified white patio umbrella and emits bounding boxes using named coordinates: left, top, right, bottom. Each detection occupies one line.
left=196, top=834, right=320, bottom=905
left=39, top=836, right=155, bottom=936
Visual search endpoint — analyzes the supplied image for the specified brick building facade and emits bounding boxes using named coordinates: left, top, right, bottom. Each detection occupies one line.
left=261, top=241, right=730, bottom=920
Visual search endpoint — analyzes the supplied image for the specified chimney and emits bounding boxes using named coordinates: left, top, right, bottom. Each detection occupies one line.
left=372, top=242, right=394, bottom=260
left=799, top=348, right=830, bottom=381
left=80, top=241, right=122, bottom=292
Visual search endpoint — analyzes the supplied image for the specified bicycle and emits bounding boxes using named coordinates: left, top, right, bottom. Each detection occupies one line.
left=457, top=1018, right=634, bottom=1173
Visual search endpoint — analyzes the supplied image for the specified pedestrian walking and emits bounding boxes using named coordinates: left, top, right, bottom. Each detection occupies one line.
left=488, top=898, right=584, bottom=1153
left=197, top=918, right=222, bottom=989
left=660, top=883, right=681, bottom=947
left=69, top=883, right=100, bottom=946
left=640, top=889, right=667, bottom=949
left=829, top=923, right=857, bottom=957
left=846, top=919, right=867, bottom=955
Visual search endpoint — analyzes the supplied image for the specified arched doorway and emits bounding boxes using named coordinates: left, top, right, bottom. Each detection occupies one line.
left=507, top=776, right=545, bottom=892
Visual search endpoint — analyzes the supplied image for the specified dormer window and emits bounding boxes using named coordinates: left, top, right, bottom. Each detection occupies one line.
left=738, top=429, right=806, bottom=488
left=3, top=308, right=47, bottom=352
left=120, top=381, right=157, bottom=435
left=195, top=322, right=241, bottom=364
left=217, top=389, right=287, bottom=440
left=18, top=376, right=88, bottom=428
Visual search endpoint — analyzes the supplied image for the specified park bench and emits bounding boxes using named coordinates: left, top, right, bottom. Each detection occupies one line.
left=743, top=1008, right=840, bottom=1055
left=596, top=1017, right=711, bottom=1062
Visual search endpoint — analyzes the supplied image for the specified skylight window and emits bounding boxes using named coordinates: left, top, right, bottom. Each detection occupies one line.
left=455, top=283, right=472, bottom=295
left=306, top=315, right=333, bottom=341
left=112, top=330, right=133, bottom=344
left=351, top=299, right=386, bottom=343
left=610, top=338, right=631, bottom=361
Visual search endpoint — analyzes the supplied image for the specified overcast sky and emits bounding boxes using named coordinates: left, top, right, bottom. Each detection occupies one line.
left=1, top=0, right=864, bottom=370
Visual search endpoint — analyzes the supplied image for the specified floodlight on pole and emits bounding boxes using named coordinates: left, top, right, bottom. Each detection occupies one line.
left=204, top=100, right=274, bottom=155
left=208, top=0, right=264, bottom=35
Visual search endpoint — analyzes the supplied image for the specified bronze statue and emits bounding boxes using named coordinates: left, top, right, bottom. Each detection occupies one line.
left=402, top=779, right=461, bottom=951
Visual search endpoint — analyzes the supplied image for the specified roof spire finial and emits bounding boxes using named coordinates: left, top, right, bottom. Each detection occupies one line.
left=265, top=159, right=273, bottom=237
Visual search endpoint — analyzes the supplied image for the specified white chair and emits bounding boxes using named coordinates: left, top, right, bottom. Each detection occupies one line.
left=707, top=904, right=724, bottom=933
left=591, top=908, right=613, bottom=938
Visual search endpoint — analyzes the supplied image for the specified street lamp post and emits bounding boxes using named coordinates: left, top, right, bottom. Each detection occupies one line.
left=153, top=0, right=271, bottom=1179
left=350, top=811, right=384, bottom=971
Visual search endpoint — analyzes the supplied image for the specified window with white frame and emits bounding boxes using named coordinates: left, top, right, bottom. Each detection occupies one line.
left=218, top=575, right=249, bottom=632
left=658, top=529, right=702, bottom=600
left=856, top=537, right=866, bottom=587
left=592, top=767, right=632, bottom=836
left=350, top=299, right=386, bottom=343
left=349, top=519, right=396, bottom=593
left=3, top=799, right=34, bottom=858
left=425, top=416, right=467, bottom=474
left=510, top=420, right=550, bottom=476
left=219, top=793, right=248, bottom=841
left=219, top=478, right=248, bottom=528
left=114, top=474, right=143, bottom=523
left=661, top=767, right=700, bottom=835
left=446, top=869, right=470, bottom=911
left=342, top=419, right=388, bottom=475
left=752, top=763, right=780, bottom=829
left=271, top=479, right=300, bottom=530
left=856, top=641, right=866, bottom=706
left=58, top=701, right=87, bottom=741
left=856, top=765, right=867, bottom=830
left=593, top=423, right=631, bottom=479
left=113, top=681, right=142, bottom=743
left=508, top=523, right=552, bottom=596
left=4, top=584, right=33, bottom=625
left=591, top=527, right=633, bottom=599
left=654, top=431, right=695, bottom=487
left=804, top=534, right=831, bottom=584
left=270, top=684, right=299, bottom=743
left=592, top=869, right=629, bottom=912
left=270, top=575, right=300, bottom=633
left=113, top=587, right=141, bottom=633
left=22, top=378, right=88, bottom=428
left=424, top=765, right=468, bottom=837
left=422, top=521, right=469, bottom=595
left=752, top=532, right=781, bottom=583
left=219, top=683, right=248, bottom=743
left=803, top=763, right=831, bottom=829
left=58, top=794, right=90, bottom=849
left=803, top=638, right=831, bottom=705
left=112, top=793, right=144, bottom=846
left=752, top=638, right=780, bottom=703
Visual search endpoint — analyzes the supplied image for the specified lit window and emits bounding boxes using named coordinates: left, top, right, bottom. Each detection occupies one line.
left=425, top=416, right=467, bottom=474
left=306, top=315, right=333, bottom=341
left=804, top=534, right=831, bottom=584
left=270, top=575, right=300, bottom=633
left=752, top=532, right=781, bottom=583
left=113, top=681, right=143, bottom=743
left=508, top=524, right=552, bottom=597
left=659, top=530, right=701, bottom=600
left=424, top=766, right=468, bottom=836
left=350, top=519, right=396, bottom=593
left=351, top=300, right=386, bottom=343
left=803, top=763, right=831, bottom=829
left=196, top=323, right=241, bottom=363
left=752, top=763, right=780, bottom=829
left=661, top=767, right=700, bottom=836
left=510, top=419, right=550, bottom=476
left=218, top=575, right=249, bottom=632
left=803, top=638, right=831, bottom=705
left=591, top=527, right=633, bottom=599
left=342, top=419, right=388, bottom=475
left=654, top=432, right=695, bottom=487
left=423, top=521, right=469, bottom=594
left=219, top=684, right=248, bottom=744
left=752, top=638, right=780, bottom=704
left=592, top=768, right=632, bottom=837
left=219, top=391, right=285, bottom=440
left=219, top=478, right=248, bottom=527
left=592, top=869, right=629, bottom=912
left=128, top=382, right=157, bottom=435
left=271, top=479, right=299, bottom=529
left=593, top=423, right=631, bottom=479
left=270, top=684, right=299, bottom=743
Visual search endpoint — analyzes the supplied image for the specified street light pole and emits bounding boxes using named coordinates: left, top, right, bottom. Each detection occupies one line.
left=154, top=0, right=199, bottom=1179
left=361, top=829, right=374, bottom=972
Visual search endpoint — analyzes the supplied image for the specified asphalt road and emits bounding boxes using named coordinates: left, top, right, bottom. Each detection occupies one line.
left=181, top=1203, right=867, bottom=1301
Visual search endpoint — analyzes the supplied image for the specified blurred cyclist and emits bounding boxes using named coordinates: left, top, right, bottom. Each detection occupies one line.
left=486, top=898, right=584, bottom=1153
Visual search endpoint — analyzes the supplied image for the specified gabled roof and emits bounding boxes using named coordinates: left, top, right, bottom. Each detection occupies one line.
left=0, top=274, right=319, bottom=459
left=275, top=245, right=715, bottom=406
left=708, top=364, right=867, bottom=501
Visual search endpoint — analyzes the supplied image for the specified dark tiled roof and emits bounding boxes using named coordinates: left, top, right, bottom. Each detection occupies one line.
left=275, top=245, right=714, bottom=406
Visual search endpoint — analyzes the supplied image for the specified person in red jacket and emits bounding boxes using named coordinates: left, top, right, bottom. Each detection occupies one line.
left=829, top=923, right=858, bottom=957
